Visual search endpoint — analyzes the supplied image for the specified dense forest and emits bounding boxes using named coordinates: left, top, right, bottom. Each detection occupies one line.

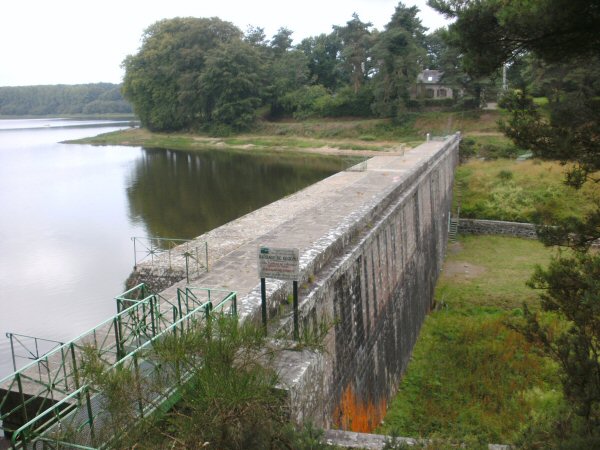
left=0, top=83, right=132, bottom=116
left=121, top=3, right=505, bottom=133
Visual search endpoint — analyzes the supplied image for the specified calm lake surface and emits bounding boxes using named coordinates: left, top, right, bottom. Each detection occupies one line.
left=0, top=119, right=350, bottom=377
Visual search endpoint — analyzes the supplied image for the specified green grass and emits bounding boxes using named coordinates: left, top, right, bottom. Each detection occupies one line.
left=436, top=236, right=553, bottom=310
left=71, top=127, right=400, bottom=152
left=456, top=159, right=599, bottom=223
left=378, top=236, right=562, bottom=446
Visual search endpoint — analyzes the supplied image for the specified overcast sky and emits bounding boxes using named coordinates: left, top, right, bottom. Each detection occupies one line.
left=0, top=0, right=450, bottom=87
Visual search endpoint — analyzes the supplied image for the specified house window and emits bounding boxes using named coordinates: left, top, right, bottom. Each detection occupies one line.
left=438, top=89, right=447, bottom=98
left=426, top=88, right=434, bottom=98
left=427, top=76, right=433, bottom=81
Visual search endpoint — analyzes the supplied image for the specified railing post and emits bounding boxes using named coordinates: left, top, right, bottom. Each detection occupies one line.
left=141, top=301, right=147, bottom=335
left=204, top=302, right=213, bottom=341
left=132, top=237, right=138, bottom=269
left=133, top=353, right=144, bottom=418
left=85, top=387, right=96, bottom=446
left=150, top=297, right=157, bottom=337
left=114, top=317, right=123, bottom=361
left=261, top=278, right=268, bottom=335
left=177, top=289, right=183, bottom=318
left=16, top=373, right=28, bottom=425
left=7, top=332, right=17, bottom=372
left=185, top=252, right=190, bottom=284
left=205, top=241, right=209, bottom=272
left=293, top=281, right=299, bottom=341
left=172, top=306, right=179, bottom=337
left=70, top=343, right=81, bottom=394
left=61, top=346, right=69, bottom=391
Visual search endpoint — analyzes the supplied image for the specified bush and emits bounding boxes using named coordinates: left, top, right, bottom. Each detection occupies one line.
left=452, top=97, right=481, bottom=111
left=459, top=137, right=477, bottom=163
left=322, top=85, right=375, bottom=117
left=79, top=317, right=332, bottom=449
left=406, top=98, right=456, bottom=111
left=280, top=85, right=331, bottom=119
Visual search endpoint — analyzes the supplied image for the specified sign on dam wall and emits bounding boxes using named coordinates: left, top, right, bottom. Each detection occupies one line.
left=131, top=134, right=460, bottom=432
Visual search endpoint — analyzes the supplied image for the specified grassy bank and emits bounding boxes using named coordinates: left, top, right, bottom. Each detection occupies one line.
left=70, top=127, right=404, bottom=154
left=456, top=159, right=599, bottom=223
left=378, top=236, right=561, bottom=447
left=70, top=111, right=505, bottom=154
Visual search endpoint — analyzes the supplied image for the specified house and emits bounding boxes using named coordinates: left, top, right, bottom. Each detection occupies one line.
left=413, top=69, right=455, bottom=100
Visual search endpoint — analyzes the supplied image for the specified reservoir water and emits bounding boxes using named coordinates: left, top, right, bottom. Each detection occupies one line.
left=0, top=119, right=348, bottom=378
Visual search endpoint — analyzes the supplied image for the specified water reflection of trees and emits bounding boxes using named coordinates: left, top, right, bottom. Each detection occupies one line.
left=126, top=148, right=352, bottom=239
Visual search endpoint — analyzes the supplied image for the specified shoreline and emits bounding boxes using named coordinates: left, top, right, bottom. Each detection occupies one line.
left=67, top=127, right=416, bottom=158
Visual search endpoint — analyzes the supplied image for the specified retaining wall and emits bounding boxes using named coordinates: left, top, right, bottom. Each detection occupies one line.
left=458, top=219, right=538, bottom=239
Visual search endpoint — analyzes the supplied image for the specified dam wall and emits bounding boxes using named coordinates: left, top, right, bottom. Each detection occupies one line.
left=131, top=135, right=460, bottom=432
left=273, top=136, right=459, bottom=431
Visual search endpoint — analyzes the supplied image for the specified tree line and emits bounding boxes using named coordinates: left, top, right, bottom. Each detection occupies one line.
left=122, top=3, right=493, bottom=133
left=0, top=83, right=132, bottom=116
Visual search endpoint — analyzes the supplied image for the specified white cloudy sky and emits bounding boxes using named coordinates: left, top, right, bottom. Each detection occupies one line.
left=0, top=0, right=450, bottom=87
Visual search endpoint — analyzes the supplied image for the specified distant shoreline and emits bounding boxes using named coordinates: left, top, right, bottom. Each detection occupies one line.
left=68, top=126, right=412, bottom=158
left=0, top=114, right=137, bottom=121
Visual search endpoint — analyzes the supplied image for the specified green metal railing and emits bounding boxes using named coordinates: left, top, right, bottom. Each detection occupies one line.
left=6, top=333, right=65, bottom=373
left=0, top=284, right=236, bottom=449
left=131, top=237, right=209, bottom=283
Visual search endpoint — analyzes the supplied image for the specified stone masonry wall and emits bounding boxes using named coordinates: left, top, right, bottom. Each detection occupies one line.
left=277, top=138, right=458, bottom=431
left=458, top=219, right=538, bottom=239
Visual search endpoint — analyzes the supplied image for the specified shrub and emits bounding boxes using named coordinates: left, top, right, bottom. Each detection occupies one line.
left=79, top=317, right=332, bottom=449
left=459, top=137, right=477, bottom=163
left=280, top=85, right=331, bottom=119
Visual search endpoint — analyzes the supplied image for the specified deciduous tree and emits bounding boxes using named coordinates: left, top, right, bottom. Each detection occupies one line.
left=122, top=17, right=241, bottom=131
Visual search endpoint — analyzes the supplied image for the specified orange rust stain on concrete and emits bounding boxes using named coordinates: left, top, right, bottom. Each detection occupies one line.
left=333, top=384, right=387, bottom=433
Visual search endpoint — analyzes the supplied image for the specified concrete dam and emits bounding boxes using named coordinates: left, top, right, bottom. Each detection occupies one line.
left=133, top=134, right=460, bottom=431
left=0, top=134, right=459, bottom=447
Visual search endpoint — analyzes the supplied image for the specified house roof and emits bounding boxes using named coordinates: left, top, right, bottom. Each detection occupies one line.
left=417, top=70, right=444, bottom=84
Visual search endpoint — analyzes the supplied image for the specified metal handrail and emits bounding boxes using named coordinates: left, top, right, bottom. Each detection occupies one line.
left=131, top=237, right=209, bottom=282
left=6, top=333, right=64, bottom=372
left=8, top=288, right=237, bottom=449
left=0, top=284, right=235, bottom=449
